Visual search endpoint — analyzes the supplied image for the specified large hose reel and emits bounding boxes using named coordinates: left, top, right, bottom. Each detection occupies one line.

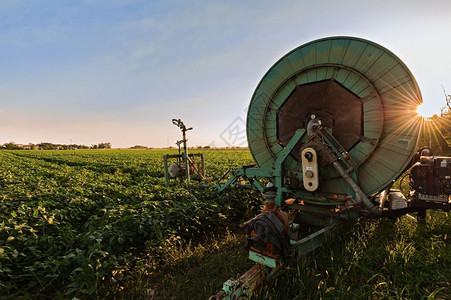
left=247, top=36, right=423, bottom=203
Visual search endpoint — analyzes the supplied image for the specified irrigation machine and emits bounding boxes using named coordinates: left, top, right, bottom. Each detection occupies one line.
left=163, top=119, right=211, bottom=186
left=205, top=36, right=451, bottom=299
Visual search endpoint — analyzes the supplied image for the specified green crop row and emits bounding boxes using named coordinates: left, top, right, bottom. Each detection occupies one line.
left=0, top=149, right=258, bottom=298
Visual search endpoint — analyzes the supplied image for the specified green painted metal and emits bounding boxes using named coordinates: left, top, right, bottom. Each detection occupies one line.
left=211, top=265, right=265, bottom=300
left=217, top=129, right=305, bottom=206
left=249, top=251, right=280, bottom=268
left=247, top=36, right=423, bottom=197
left=293, top=222, right=343, bottom=257
left=212, top=37, right=426, bottom=299
left=211, top=222, right=343, bottom=299
left=222, top=279, right=243, bottom=298
left=287, top=203, right=359, bottom=220
left=273, top=129, right=305, bottom=205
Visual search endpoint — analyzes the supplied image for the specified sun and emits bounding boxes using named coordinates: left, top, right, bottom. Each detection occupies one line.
left=416, top=103, right=437, bottom=119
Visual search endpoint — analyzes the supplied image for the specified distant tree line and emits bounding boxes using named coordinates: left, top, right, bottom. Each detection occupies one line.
left=129, top=145, right=154, bottom=149
left=91, top=142, right=112, bottom=149
left=1, top=142, right=112, bottom=150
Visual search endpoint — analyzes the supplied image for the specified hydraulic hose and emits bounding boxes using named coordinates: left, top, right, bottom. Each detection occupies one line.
left=332, top=161, right=382, bottom=215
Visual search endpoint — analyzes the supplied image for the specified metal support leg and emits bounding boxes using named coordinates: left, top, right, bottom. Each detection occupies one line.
left=293, top=221, right=343, bottom=257
left=201, top=153, right=205, bottom=177
left=163, top=155, right=169, bottom=187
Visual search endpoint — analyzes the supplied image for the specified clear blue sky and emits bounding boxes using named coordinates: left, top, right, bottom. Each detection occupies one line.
left=1, top=0, right=450, bottom=148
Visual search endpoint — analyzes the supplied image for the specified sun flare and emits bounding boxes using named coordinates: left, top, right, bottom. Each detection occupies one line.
left=416, top=103, right=437, bottom=119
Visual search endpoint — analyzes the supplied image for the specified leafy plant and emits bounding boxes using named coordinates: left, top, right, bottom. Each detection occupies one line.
left=0, top=149, right=258, bottom=298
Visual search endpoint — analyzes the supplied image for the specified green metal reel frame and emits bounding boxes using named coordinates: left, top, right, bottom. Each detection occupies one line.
left=247, top=36, right=423, bottom=198
left=217, top=127, right=359, bottom=208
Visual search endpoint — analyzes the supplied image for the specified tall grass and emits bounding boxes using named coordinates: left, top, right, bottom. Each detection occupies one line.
left=255, top=211, right=449, bottom=299
left=120, top=211, right=449, bottom=299
left=104, top=231, right=254, bottom=299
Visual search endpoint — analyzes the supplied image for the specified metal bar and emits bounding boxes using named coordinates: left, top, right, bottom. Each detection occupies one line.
left=293, top=221, right=343, bottom=257
left=287, top=203, right=358, bottom=220
left=201, top=153, right=205, bottom=177
left=187, top=153, right=202, bottom=157
left=252, top=179, right=265, bottom=192
left=295, top=212, right=340, bottom=226
left=306, top=120, right=381, bottom=215
left=332, top=161, right=381, bottom=215
left=249, top=251, right=279, bottom=268
left=164, top=154, right=184, bottom=159
left=217, top=169, right=231, bottom=183
left=274, top=129, right=306, bottom=170
left=187, top=156, right=206, bottom=179
left=182, top=130, right=190, bottom=182
left=275, top=175, right=283, bottom=206
left=273, top=129, right=306, bottom=206
left=316, top=128, right=357, bottom=199
left=163, top=155, right=169, bottom=187
left=243, top=167, right=272, bottom=177
left=217, top=172, right=239, bottom=193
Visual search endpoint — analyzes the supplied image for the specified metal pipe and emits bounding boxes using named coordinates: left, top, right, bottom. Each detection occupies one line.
left=378, top=188, right=389, bottom=209
left=182, top=130, right=190, bottom=182
left=306, top=118, right=322, bottom=137
left=201, top=153, right=205, bottom=177
left=332, top=161, right=382, bottom=215
left=172, top=119, right=192, bottom=183
left=306, top=118, right=381, bottom=215
left=163, top=155, right=169, bottom=187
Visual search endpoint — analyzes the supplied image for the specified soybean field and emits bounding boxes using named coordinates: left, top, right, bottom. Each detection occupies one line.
left=0, top=149, right=258, bottom=298
left=0, top=149, right=449, bottom=299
